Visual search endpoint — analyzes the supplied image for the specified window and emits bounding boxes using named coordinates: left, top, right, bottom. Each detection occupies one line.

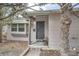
left=18, top=24, right=25, bottom=32
left=11, top=24, right=17, bottom=31
left=26, top=24, right=28, bottom=37
left=11, top=23, right=29, bottom=37
left=11, top=24, right=25, bottom=32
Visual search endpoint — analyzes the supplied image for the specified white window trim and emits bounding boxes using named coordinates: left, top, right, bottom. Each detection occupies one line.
left=11, top=24, right=26, bottom=34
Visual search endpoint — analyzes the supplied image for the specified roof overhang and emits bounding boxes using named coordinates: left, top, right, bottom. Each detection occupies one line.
left=26, top=8, right=79, bottom=16
left=26, top=10, right=60, bottom=16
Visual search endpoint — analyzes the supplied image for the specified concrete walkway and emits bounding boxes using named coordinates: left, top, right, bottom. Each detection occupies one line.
left=26, top=48, right=40, bottom=56
left=26, top=42, right=48, bottom=56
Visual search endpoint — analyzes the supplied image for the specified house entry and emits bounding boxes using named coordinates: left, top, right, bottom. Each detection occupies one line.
left=36, top=21, right=45, bottom=41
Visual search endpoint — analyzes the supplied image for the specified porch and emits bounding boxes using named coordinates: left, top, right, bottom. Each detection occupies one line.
left=28, top=15, right=49, bottom=47
left=29, top=41, right=48, bottom=48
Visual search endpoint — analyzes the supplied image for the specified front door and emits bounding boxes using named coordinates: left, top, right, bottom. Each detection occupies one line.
left=36, top=21, right=45, bottom=41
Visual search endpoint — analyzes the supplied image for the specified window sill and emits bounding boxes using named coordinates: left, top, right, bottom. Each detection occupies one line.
left=11, top=32, right=26, bottom=34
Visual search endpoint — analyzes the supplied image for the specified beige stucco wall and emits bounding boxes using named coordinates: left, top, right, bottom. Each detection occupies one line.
left=69, top=15, right=79, bottom=49
left=49, top=14, right=79, bottom=49
left=6, top=19, right=29, bottom=41
left=48, top=14, right=61, bottom=49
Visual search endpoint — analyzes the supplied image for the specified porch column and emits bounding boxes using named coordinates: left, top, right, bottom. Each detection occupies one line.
left=29, top=16, right=36, bottom=45
left=29, top=18, right=31, bottom=45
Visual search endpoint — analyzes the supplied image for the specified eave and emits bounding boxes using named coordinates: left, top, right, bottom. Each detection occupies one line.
left=26, top=8, right=79, bottom=16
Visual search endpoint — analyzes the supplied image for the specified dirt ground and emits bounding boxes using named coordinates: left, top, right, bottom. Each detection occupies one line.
left=0, top=41, right=28, bottom=56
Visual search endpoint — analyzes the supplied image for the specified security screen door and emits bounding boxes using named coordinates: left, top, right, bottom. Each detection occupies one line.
left=36, top=21, right=45, bottom=41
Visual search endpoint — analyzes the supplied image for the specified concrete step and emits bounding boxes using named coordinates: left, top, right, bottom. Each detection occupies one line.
left=29, top=45, right=48, bottom=48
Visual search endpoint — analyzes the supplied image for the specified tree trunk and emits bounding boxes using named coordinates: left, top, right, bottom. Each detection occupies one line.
left=0, top=6, right=3, bottom=43
left=60, top=3, right=72, bottom=55
left=0, top=24, right=2, bottom=43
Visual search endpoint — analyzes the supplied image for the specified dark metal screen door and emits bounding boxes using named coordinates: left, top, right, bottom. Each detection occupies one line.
left=36, top=21, right=45, bottom=41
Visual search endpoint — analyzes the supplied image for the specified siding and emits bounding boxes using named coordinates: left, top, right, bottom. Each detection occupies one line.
left=49, top=14, right=61, bottom=49
left=7, top=24, right=29, bottom=41
left=69, top=15, right=79, bottom=49
left=49, top=14, right=79, bottom=49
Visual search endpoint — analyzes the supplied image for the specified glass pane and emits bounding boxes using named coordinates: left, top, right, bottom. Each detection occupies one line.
left=11, top=28, right=17, bottom=31
left=26, top=24, right=28, bottom=37
left=18, top=24, right=24, bottom=28
left=18, top=24, right=24, bottom=32
left=11, top=24, right=17, bottom=31
left=11, top=24, right=17, bottom=28
left=19, top=28, right=24, bottom=32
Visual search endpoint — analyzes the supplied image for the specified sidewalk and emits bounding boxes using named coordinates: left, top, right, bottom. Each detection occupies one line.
left=26, top=48, right=40, bottom=56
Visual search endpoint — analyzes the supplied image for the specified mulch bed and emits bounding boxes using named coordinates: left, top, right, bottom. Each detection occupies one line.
left=40, top=48, right=61, bottom=56
left=0, top=41, right=28, bottom=56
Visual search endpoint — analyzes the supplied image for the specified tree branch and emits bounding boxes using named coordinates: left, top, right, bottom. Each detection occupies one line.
left=28, top=7, right=40, bottom=11
left=0, top=3, right=47, bottom=20
left=0, top=8, right=24, bottom=20
left=57, top=3, right=62, bottom=7
left=0, top=3, right=23, bottom=7
left=72, top=3, right=79, bottom=8
left=69, top=3, right=79, bottom=10
left=72, top=12, right=79, bottom=18
left=61, top=3, right=69, bottom=9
